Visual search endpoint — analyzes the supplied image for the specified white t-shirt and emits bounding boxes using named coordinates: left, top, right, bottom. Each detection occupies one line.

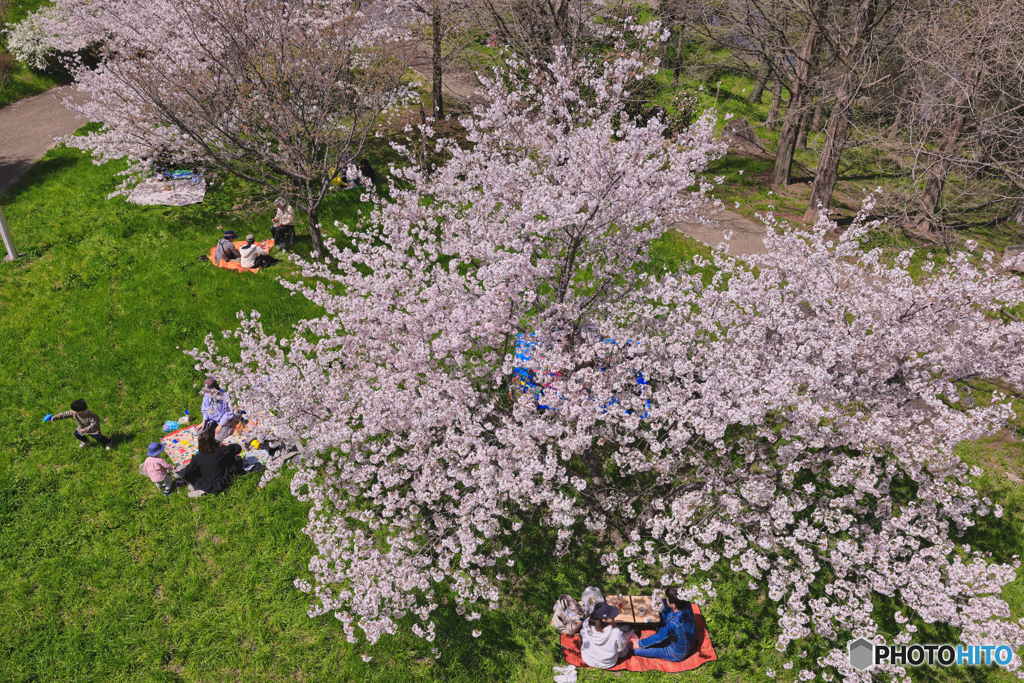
left=580, top=621, right=631, bottom=669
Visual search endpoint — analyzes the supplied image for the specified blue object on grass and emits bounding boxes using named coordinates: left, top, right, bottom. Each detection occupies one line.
left=43, top=413, right=52, bottom=422
left=512, top=333, right=649, bottom=417
left=162, top=420, right=179, bottom=432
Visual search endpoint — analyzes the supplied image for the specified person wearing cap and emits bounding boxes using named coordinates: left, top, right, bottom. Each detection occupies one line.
left=214, top=228, right=241, bottom=265
left=141, top=442, right=177, bottom=495
left=271, top=197, right=296, bottom=246
left=198, top=377, right=239, bottom=442
left=239, top=234, right=271, bottom=269
left=633, top=586, right=696, bottom=662
left=579, top=602, right=634, bottom=669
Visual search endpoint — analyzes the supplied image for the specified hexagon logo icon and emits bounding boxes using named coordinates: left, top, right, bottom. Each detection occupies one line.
left=849, top=638, right=875, bottom=671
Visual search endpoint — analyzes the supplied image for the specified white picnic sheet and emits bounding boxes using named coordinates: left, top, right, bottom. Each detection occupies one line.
left=128, top=177, right=206, bottom=206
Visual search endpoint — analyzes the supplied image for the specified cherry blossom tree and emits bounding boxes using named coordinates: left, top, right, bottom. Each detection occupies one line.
left=192, top=27, right=1024, bottom=679
left=43, top=0, right=412, bottom=257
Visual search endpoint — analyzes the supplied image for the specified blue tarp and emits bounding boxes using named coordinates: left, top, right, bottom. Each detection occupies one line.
left=511, top=333, right=649, bottom=416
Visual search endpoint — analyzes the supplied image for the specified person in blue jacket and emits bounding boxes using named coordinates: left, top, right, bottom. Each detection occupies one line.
left=633, top=587, right=696, bottom=662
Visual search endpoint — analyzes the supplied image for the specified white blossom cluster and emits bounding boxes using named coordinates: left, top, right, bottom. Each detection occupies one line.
left=4, top=5, right=67, bottom=71
left=189, top=28, right=1024, bottom=679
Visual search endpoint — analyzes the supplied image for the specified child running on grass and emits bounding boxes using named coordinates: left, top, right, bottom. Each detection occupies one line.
left=44, top=398, right=112, bottom=450
left=141, top=442, right=177, bottom=496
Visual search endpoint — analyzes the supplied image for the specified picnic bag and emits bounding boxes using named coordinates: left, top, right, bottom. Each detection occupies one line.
left=581, top=586, right=604, bottom=615
left=551, top=594, right=587, bottom=635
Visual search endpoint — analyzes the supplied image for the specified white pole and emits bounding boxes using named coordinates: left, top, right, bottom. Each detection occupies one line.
left=0, top=205, right=19, bottom=261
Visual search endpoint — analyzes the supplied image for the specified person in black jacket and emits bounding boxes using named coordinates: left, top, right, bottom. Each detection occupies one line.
left=179, top=431, right=245, bottom=496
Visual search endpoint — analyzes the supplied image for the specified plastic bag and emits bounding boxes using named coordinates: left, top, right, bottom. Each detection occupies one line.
left=581, top=586, right=604, bottom=615
left=162, top=420, right=179, bottom=432
left=551, top=594, right=586, bottom=635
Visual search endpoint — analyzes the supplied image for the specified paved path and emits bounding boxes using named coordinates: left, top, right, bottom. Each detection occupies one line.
left=0, top=87, right=86, bottom=197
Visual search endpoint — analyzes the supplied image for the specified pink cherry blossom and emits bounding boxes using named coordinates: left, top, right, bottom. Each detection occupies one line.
left=188, top=26, right=1024, bottom=680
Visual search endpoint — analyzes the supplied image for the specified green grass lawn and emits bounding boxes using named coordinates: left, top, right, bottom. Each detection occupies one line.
left=0, top=64, right=68, bottom=109
left=2, top=128, right=1023, bottom=682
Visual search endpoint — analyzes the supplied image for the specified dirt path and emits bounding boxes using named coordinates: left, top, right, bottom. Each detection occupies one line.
left=408, top=54, right=485, bottom=106
left=672, top=208, right=770, bottom=257
left=0, top=87, right=87, bottom=198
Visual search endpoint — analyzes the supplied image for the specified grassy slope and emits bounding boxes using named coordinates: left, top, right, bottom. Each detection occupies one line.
left=2, top=124, right=1023, bottom=682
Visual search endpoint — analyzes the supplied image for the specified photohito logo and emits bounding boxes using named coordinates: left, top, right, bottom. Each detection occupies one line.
left=848, top=639, right=1014, bottom=671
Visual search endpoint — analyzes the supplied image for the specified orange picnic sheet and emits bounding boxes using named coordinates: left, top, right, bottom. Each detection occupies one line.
left=210, top=239, right=275, bottom=273
left=560, top=603, right=717, bottom=673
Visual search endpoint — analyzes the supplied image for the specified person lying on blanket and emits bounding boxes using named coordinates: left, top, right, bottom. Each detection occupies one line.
left=633, top=587, right=697, bottom=662
left=580, top=602, right=634, bottom=669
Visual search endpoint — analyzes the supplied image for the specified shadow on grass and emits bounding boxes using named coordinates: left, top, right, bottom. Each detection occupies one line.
left=1, top=154, right=80, bottom=204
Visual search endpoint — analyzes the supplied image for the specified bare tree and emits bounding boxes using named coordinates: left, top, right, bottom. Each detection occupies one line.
left=471, top=0, right=610, bottom=64
left=692, top=0, right=828, bottom=184
left=802, top=0, right=901, bottom=223
left=873, top=0, right=1024, bottom=238
left=400, top=0, right=474, bottom=118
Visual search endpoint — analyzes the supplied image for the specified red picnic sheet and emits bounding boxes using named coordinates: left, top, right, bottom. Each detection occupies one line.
left=209, top=239, right=275, bottom=273
left=560, top=603, right=717, bottom=673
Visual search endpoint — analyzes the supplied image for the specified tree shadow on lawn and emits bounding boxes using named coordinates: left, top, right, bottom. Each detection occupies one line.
left=0, top=154, right=79, bottom=205
left=423, top=523, right=609, bottom=679
left=427, top=522, right=767, bottom=681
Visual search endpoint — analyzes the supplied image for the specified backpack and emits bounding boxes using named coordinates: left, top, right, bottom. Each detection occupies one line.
left=551, top=594, right=586, bottom=635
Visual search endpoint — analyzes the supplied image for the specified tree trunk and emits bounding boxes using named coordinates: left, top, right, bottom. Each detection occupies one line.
left=307, top=205, right=324, bottom=259
left=910, top=107, right=968, bottom=235
left=888, top=107, right=902, bottom=141
left=801, top=0, right=879, bottom=223
left=766, top=79, right=782, bottom=132
left=748, top=64, right=768, bottom=103
left=431, top=1, right=444, bottom=119
left=772, top=10, right=822, bottom=186
left=796, top=104, right=813, bottom=150
left=673, top=21, right=684, bottom=87
left=803, top=91, right=853, bottom=223
left=811, top=98, right=825, bottom=132
left=1011, top=195, right=1024, bottom=225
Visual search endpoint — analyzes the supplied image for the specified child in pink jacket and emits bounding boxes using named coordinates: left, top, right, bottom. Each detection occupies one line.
left=142, top=442, right=176, bottom=495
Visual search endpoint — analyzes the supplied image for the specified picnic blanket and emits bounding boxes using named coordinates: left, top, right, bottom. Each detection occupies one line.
left=209, top=239, right=275, bottom=274
left=159, top=421, right=266, bottom=468
left=128, top=177, right=206, bottom=206
left=560, top=604, right=717, bottom=673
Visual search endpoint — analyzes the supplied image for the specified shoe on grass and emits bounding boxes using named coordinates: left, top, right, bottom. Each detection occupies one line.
left=79, top=442, right=86, bottom=448
left=105, top=445, right=111, bottom=451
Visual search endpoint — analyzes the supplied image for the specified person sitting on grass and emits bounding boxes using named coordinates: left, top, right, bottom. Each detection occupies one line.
left=142, top=442, right=177, bottom=496
left=44, top=398, right=112, bottom=450
left=358, top=159, right=378, bottom=185
left=580, top=602, right=634, bottom=670
left=270, top=197, right=295, bottom=246
left=214, top=229, right=241, bottom=264
left=632, top=587, right=696, bottom=662
left=239, top=234, right=271, bottom=269
left=178, top=430, right=245, bottom=497
left=198, top=377, right=239, bottom=442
